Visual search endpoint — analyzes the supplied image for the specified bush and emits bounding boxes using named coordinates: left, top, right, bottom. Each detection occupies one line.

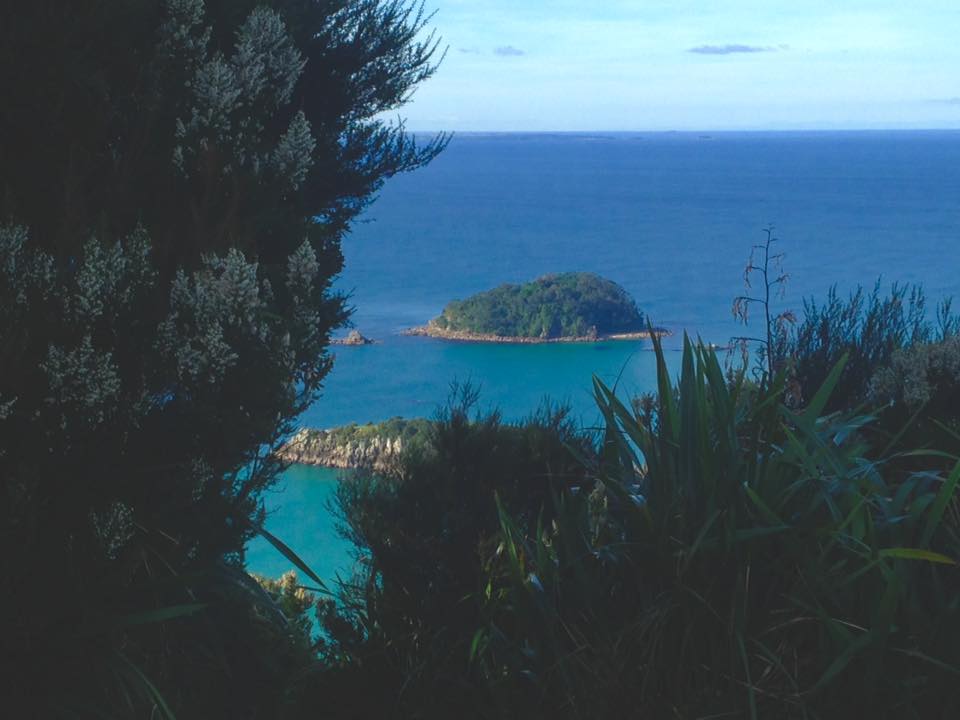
left=775, top=281, right=958, bottom=411
left=305, top=335, right=960, bottom=719
left=871, top=336, right=960, bottom=417
left=869, top=336, right=960, bottom=456
left=474, top=335, right=960, bottom=718
left=292, top=389, right=594, bottom=719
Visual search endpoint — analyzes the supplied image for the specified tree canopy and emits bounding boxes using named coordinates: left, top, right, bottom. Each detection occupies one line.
left=433, top=272, right=645, bottom=338
left=0, top=1, right=444, bottom=715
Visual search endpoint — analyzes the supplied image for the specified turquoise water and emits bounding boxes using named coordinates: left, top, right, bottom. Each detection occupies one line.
left=245, top=339, right=675, bottom=582
left=308, top=337, right=669, bottom=427
left=247, top=131, right=960, bottom=582
left=247, top=465, right=354, bottom=588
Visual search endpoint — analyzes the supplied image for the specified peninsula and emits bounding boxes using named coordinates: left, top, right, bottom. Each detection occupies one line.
left=405, top=272, right=660, bottom=343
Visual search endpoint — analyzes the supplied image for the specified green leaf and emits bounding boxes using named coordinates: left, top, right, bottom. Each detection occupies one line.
left=803, top=353, right=849, bottom=420
left=650, top=324, right=679, bottom=439
left=681, top=509, right=721, bottom=575
left=878, top=548, right=956, bottom=565
left=257, top=526, right=330, bottom=593
left=814, top=629, right=873, bottom=692
left=116, top=655, right=176, bottom=720
left=736, top=634, right=758, bottom=720
left=744, top=485, right=784, bottom=526
left=469, top=628, right=487, bottom=665
left=920, top=461, right=960, bottom=548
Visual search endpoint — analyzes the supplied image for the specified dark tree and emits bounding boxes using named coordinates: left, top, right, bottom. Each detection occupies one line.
left=0, top=1, right=445, bottom=716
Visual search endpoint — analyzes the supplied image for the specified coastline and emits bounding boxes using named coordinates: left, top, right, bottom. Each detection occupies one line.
left=276, top=427, right=404, bottom=472
left=276, top=418, right=432, bottom=471
left=402, top=324, right=671, bottom=344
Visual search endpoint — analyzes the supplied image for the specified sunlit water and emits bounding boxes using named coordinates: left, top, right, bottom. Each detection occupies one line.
left=247, top=131, right=960, bottom=582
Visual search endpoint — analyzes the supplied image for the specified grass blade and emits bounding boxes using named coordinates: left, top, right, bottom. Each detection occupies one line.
left=920, top=461, right=960, bottom=547
left=257, top=526, right=330, bottom=593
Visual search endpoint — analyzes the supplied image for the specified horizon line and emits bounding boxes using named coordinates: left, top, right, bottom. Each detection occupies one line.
left=408, top=127, right=960, bottom=135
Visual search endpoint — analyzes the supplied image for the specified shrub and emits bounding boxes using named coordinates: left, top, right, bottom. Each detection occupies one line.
left=294, top=390, right=594, bottom=719
left=775, top=282, right=958, bottom=411
left=869, top=336, right=960, bottom=456
left=473, top=335, right=960, bottom=719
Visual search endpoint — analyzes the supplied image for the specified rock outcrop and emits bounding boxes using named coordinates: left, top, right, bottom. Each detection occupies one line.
left=331, top=330, right=374, bottom=346
left=277, top=428, right=404, bottom=472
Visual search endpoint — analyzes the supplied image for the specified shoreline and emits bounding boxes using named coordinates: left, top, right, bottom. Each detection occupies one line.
left=275, top=427, right=404, bottom=472
left=402, top=325, right=671, bottom=344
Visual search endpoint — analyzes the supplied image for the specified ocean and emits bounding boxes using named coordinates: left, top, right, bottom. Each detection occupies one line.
left=247, top=131, right=960, bottom=584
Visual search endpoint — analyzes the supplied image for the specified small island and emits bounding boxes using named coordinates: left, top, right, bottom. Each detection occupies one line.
left=405, top=272, right=660, bottom=343
left=331, top=330, right=375, bottom=346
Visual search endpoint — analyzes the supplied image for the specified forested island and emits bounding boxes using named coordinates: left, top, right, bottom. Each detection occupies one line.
left=406, top=272, right=657, bottom=342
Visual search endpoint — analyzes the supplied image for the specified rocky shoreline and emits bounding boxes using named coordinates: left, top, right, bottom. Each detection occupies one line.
left=276, top=427, right=404, bottom=472
left=402, top=323, right=670, bottom=344
left=276, top=418, right=432, bottom=471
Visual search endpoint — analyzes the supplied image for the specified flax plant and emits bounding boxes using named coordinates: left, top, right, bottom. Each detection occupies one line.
left=479, top=333, right=960, bottom=719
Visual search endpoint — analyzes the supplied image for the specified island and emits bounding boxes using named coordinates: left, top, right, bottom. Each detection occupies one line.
left=404, top=272, right=661, bottom=343
left=331, top=330, right=375, bottom=346
left=276, top=417, right=431, bottom=472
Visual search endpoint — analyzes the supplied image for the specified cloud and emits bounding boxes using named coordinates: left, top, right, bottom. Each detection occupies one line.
left=688, top=44, right=778, bottom=55
left=494, top=45, right=526, bottom=57
left=458, top=46, right=482, bottom=55
left=929, top=97, right=960, bottom=105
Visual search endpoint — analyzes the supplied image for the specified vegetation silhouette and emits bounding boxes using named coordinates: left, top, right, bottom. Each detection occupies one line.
left=0, top=1, right=444, bottom=716
left=2, top=2, right=959, bottom=718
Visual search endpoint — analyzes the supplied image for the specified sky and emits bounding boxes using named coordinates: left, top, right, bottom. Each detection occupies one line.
left=399, top=0, right=960, bottom=131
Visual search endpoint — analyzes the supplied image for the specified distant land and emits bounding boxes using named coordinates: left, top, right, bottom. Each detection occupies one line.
left=405, top=272, right=661, bottom=343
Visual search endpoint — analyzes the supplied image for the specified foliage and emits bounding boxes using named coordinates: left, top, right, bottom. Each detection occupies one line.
left=473, top=334, right=960, bottom=719
left=433, top=272, right=645, bottom=338
left=292, top=390, right=594, bottom=718
left=326, top=416, right=433, bottom=449
left=0, top=1, right=443, bottom=716
left=774, top=281, right=958, bottom=411
left=728, top=230, right=959, bottom=416
left=299, top=332, right=960, bottom=719
left=870, top=335, right=960, bottom=454
left=871, top=336, right=960, bottom=416
left=252, top=571, right=319, bottom=652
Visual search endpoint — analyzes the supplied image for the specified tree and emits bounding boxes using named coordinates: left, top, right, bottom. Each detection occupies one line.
left=0, top=1, right=445, bottom=716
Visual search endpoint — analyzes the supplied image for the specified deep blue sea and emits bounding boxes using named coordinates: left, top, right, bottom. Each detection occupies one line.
left=248, top=131, right=960, bottom=583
